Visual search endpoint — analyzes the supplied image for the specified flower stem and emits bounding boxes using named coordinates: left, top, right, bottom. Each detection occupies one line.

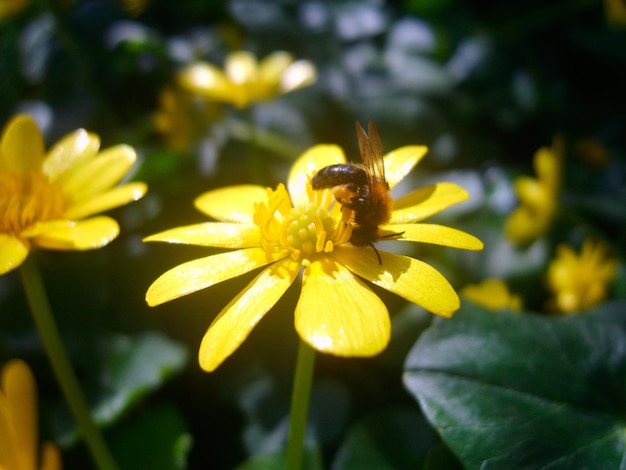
left=285, top=339, right=316, bottom=470
left=19, top=255, right=119, bottom=470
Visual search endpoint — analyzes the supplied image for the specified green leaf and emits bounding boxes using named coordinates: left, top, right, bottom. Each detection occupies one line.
left=333, top=407, right=439, bottom=470
left=109, top=404, right=192, bottom=470
left=235, top=446, right=323, bottom=470
left=93, top=331, right=189, bottom=426
left=403, top=301, right=626, bottom=469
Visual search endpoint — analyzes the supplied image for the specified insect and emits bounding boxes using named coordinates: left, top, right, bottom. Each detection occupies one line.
left=311, top=121, right=399, bottom=263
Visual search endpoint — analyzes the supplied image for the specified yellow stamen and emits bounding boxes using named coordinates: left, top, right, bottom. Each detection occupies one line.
left=0, top=172, right=66, bottom=236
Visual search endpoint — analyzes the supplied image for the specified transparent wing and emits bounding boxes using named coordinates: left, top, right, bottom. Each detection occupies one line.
left=355, top=121, right=386, bottom=185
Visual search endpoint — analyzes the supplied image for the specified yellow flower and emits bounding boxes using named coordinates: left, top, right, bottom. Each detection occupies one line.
left=179, top=51, right=317, bottom=109
left=460, top=278, right=522, bottom=312
left=0, top=359, right=62, bottom=470
left=146, top=138, right=483, bottom=372
left=0, top=114, right=147, bottom=274
left=505, top=137, right=562, bottom=247
left=0, top=0, right=29, bottom=20
left=546, top=239, right=617, bottom=314
left=153, top=86, right=223, bottom=152
left=605, top=0, right=626, bottom=26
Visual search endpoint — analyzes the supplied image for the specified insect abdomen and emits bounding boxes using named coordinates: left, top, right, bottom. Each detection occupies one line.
left=311, top=164, right=368, bottom=189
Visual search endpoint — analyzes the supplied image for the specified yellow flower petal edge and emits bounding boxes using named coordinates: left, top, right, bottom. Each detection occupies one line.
left=31, top=216, right=120, bottom=250
left=390, top=223, right=484, bottom=250
left=194, top=185, right=268, bottom=223
left=0, top=114, right=45, bottom=176
left=295, top=258, right=390, bottom=356
left=0, top=235, right=29, bottom=275
left=43, top=129, right=101, bottom=182
left=461, top=278, right=523, bottom=312
left=63, top=182, right=147, bottom=220
left=391, top=182, right=469, bottom=224
left=146, top=247, right=282, bottom=306
left=383, top=145, right=428, bottom=189
left=144, top=222, right=260, bottom=248
left=0, top=359, right=37, bottom=470
left=334, top=245, right=460, bottom=317
left=199, top=257, right=300, bottom=371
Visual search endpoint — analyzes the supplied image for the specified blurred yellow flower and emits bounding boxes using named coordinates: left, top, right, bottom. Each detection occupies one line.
left=0, top=359, right=62, bottom=470
left=153, top=86, right=223, bottom=152
left=460, top=278, right=522, bottom=312
left=605, top=0, right=626, bottom=26
left=145, top=137, right=483, bottom=371
left=505, top=137, right=563, bottom=247
left=179, top=50, right=317, bottom=109
left=546, top=239, right=617, bottom=314
left=0, top=0, right=29, bottom=20
left=0, top=114, right=147, bottom=274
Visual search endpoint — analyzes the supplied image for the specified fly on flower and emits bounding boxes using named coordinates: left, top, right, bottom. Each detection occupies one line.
left=311, top=121, right=400, bottom=262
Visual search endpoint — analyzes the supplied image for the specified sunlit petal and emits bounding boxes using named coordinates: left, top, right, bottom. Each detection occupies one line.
left=0, top=234, right=29, bottom=275
left=390, top=182, right=469, bottom=224
left=1, top=359, right=37, bottom=470
left=195, top=185, right=268, bottom=223
left=280, top=60, right=317, bottom=92
left=389, top=223, right=484, bottom=250
left=225, top=51, right=258, bottom=84
left=146, top=247, right=284, bottom=306
left=32, top=216, right=119, bottom=250
left=55, top=145, right=137, bottom=202
left=334, top=245, right=460, bottom=317
left=144, top=222, right=260, bottom=248
left=259, top=51, right=293, bottom=84
left=198, top=257, right=300, bottom=371
left=63, top=182, right=147, bottom=219
left=0, top=115, right=45, bottom=176
left=178, top=62, right=232, bottom=99
left=288, top=144, right=346, bottom=206
left=383, top=145, right=428, bottom=189
left=295, top=258, right=390, bottom=356
left=43, top=129, right=100, bottom=181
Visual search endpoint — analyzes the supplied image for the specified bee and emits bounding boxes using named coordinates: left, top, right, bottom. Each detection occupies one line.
left=311, top=121, right=399, bottom=262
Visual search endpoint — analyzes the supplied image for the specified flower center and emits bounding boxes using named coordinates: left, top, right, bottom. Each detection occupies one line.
left=255, top=183, right=351, bottom=262
left=0, top=172, right=66, bottom=236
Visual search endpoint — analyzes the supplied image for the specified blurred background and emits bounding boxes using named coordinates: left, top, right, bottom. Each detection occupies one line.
left=1, top=0, right=625, bottom=468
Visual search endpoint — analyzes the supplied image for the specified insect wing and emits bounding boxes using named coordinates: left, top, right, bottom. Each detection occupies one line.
left=355, top=121, right=386, bottom=186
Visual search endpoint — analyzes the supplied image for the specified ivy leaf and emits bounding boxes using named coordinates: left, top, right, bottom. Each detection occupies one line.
left=403, top=301, right=626, bottom=469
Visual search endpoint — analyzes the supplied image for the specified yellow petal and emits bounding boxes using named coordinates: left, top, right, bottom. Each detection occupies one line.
left=288, top=144, right=346, bottom=207
left=55, top=145, right=137, bottom=202
left=383, top=145, right=428, bottom=189
left=198, top=257, right=300, bottom=371
left=32, top=216, right=119, bottom=250
left=390, top=182, right=469, bottom=224
left=1, top=359, right=37, bottom=470
left=280, top=60, right=317, bottom=92
left=334, top=245, right=460, bottom=317
left=259, top=51, right=293, bottom=85
left=63, top=182, right=147, bottom=219
left=0, top=114, right=45, bottom=176
left=505, top=206, right=546, bottom=246
left=40, top=442, right=62, bottom=470
left=513, top=177, right=550, bottom=208
left=144, top=222, right=260, bottom=248
left=225, top=51, right=258, bottom=85
left=146, top=247, right=282, bottom=306
left=389, top=223, right=483, bottom=250
left=295, top=257, right=390, bottom=356
left=194, top=185, right=268, bottom=223
left=43, top=129, right=100, bottom=182
left=178, top=62, right=233, bottom=100
left=0, top=234, right=29, bottom=274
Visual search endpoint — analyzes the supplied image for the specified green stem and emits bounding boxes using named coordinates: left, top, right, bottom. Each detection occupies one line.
left=19, top=255, right=119, bottom=470
left=285, top=340, right=316, bottom=470
left=226, top=116, right=304, bottom=161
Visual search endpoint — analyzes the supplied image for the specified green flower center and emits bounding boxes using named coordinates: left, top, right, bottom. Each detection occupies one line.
left=0, top=172, right=66, bottom=236
left=283, top=205, right=336, bottom=258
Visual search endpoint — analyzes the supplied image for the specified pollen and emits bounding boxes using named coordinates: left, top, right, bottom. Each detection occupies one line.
left=282, top=205, right=337, bottom=259
left=0, top=172, right=66, bottom=236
